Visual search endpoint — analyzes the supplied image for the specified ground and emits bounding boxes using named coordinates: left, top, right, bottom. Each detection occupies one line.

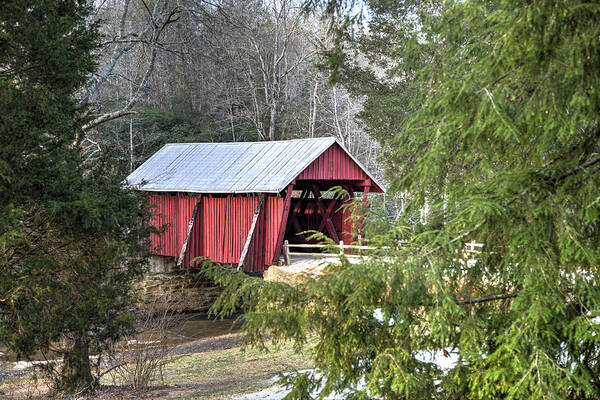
left=0, top=334, right=314, bottom=400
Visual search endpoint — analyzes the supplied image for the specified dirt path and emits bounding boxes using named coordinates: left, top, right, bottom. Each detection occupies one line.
left=167, top=333, right=244, bottom=357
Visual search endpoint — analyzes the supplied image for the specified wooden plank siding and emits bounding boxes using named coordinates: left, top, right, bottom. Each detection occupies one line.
left=149, top=194, right=284, bottom=272
left=296, top=143, right=384, bottom=193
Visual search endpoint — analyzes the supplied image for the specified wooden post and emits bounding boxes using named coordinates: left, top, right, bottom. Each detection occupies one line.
left=177, top=196, right=202, bottom=268
left=272, top=183, right=294, bottom=264
left=311, top=184, right=339, bottom=242
left=362, top=180, right=371, bottom=207
left=283, top=240, right=290, bottom=266
left=288, top=188, right=310, bottom=241
left=238, top=195, right=265, bottom=270
left=317, top=196, right=338, bottom=233
left=339, top=240, right=344, bottom=256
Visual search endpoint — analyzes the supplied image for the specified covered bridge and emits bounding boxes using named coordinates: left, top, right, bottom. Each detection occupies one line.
left=126, top=137, right=384, bottom=273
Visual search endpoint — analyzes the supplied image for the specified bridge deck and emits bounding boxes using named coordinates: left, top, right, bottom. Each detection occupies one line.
left=263, top=255, right=361, bottom=283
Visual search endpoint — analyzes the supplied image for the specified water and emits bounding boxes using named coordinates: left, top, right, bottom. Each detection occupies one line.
left=154, top=313, right=242, bottom=346
left=0, top=313, right=242, bottom=363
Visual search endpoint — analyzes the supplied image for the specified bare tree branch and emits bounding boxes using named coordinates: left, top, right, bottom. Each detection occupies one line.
left=455, top=293, right=518, bottom=305
left=77, top=0, right=181, bottom=143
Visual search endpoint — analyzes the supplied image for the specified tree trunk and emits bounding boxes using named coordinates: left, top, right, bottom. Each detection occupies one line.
left=268, top=99, right=277, bottom=141
left=60, top=333, right=93, bottom=393
left=310, top=78, right=319, bottom=137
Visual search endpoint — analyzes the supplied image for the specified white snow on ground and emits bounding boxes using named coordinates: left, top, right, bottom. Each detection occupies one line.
left=232, top=384, right=349, bottom=400
left=231, top=349, right=459, bottom=399
left=9, top=355, right=101, bottom=371
left=234, top=309, right=461, bottom=399
left=13, top=359, right=58, bottom=370
left=231, top=386, right=289, bottom=400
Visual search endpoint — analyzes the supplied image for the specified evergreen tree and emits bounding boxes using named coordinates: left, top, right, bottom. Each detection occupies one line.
left=0, top=0, right=152, bottom=392
left=205, top=1, right=600, bottom=398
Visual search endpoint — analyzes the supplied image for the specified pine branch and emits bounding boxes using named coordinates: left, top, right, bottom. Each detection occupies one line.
left=416, top=154, right=600, bottom=259
left=455, top=293, right=517, bottom=305
left=554, top=155, right=600, bottom=183
left=489, top=62, right=524, bottom=87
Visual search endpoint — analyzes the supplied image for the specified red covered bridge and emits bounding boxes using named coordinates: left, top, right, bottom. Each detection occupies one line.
left=126, top=137, right=384, bottom=273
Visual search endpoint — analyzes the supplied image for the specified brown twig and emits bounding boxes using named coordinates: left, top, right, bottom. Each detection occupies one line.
left=455, top=292, right=518, bottom=305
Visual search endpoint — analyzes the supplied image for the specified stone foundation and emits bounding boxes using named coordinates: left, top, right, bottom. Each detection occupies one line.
left=135, top=256, right=223, bottom=313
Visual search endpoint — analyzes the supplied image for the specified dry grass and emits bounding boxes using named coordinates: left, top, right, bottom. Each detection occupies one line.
left=0, top=338, right=314, bottom=400
left=107, top=298, right=186, bottom=390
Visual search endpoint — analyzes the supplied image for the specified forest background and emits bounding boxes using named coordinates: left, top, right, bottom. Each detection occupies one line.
left=83, top=0, right=384, bottom=178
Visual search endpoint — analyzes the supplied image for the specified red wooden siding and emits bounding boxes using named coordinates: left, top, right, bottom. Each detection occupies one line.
left=149, top=194, right=199, bottom=257
left=201, top=196, right=258, bottom=264
left=296, top=143, right=383, bottom=192
left=245, top=196, right=284, bottom=272
left=149, top=194, right=284, bottom=272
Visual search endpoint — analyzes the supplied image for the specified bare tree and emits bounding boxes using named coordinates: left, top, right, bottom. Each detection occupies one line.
left=75, top=0, right=182, bottom=148
left=187, top=0, right=315, bottom=141
left=81, top=0, right=387, bottom=187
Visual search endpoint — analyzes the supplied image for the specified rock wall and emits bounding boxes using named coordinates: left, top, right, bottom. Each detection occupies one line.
left=135, top=256, right=223, bottom=313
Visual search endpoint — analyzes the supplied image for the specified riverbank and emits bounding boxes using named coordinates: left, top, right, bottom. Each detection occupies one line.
left=0, top=334, right=313, bottom=399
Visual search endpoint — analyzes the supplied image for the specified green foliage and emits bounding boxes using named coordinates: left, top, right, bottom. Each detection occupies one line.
left=0, top=0, right=152, bottom=393
left=205, top=1, right=600, bottom=399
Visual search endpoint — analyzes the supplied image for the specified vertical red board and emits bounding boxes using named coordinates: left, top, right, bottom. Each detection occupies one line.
left=148, top=194, right=198, bottom=258
left=245, top=196, right=284, bottom=272
left=296, top=143, right=369, bottom=182
left=149, top=194, right=293, bottom=272
left=197, top=196, right=258, bottom=266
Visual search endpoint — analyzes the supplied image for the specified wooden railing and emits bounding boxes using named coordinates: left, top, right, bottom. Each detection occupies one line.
left=464, top=240, right=483, bottom=253
left=281, top=239, right=485, bottom=266
left=282, top=239, right=382, bottom=265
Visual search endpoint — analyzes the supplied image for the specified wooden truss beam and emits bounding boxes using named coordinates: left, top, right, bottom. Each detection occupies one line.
left=238, top=194, right=265, bottom=270
left=311, top=184, right=339, bottom=242
left=317, top=195, right=338, bottom=233
left=272, top=183, right=294, bottom=264
left=177, top=196, right=202, bottom=268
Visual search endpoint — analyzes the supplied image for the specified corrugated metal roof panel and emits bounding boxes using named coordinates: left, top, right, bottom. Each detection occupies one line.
left=125, top=137, right=383, bottom=194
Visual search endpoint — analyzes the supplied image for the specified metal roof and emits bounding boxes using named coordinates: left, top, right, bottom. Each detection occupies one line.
left=125, top=137, right=383, bottom=194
